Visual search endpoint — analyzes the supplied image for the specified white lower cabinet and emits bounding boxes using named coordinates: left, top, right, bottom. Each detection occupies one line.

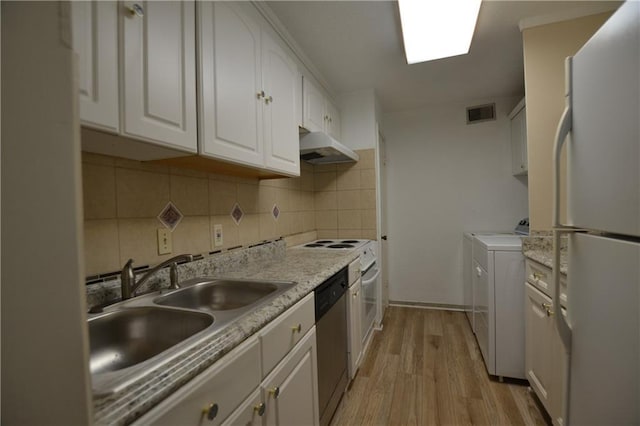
left=221, top=389, right=264, bottom=426
left=262, top=326, right=319, bottom=426
left=524, top=259, right=567, bottom=426
left=133, top=336, right=261, bottom=426
left=134, top=294, right=319, bottom=426
left=347, top=278, right=362, bottom=381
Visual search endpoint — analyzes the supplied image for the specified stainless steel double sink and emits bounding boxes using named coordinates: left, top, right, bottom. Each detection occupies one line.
left=88, top=278, right=295, bottom=394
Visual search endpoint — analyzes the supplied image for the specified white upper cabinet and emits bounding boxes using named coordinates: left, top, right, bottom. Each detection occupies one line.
left=198, top=2, right=299, bottom=176
left=122, top=1, right=197, bottom=152
left=262, top=31, right=300, bottom=175
left=510, top=98, right=528, bottom=176
left=72, top=1, right=119, bottom=133
left=302, top=78, right=326, bottom=133
left=302, top=77, right=341, bottom=140
left=198, top=1, right=263, bottom=168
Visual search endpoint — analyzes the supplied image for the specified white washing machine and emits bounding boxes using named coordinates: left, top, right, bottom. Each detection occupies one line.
left=472, top=234, right=525, bottom=380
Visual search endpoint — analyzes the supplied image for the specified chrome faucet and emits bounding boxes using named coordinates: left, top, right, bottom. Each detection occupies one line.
left=120, top=254, right=194, bottom=300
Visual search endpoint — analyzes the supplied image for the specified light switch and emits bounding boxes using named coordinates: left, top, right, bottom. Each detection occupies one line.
left=214, top=224, right=223, bottom=247
left=157, top=228, right=172, bottom=255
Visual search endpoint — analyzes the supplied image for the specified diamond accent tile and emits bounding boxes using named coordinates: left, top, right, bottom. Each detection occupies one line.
left=157, top=202, right=183, bottom=231
left=272, top=204, right=280, bottom=220
left=230, top=203, right=244, bottom=225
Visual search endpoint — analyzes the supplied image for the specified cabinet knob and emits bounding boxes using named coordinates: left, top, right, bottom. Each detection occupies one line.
left=269, top=386, right=280, bottom=399
left=291, top=323, right=302, bottom=333
left=257, top=90, right=265, bottom=100
left=265, top=95, right=274, bottom=104
left=202, top=403, right=219, bottom=421
left=127, top=3, right=144, bottom=17
left=533, top=272, right=543, bottom=280
left=254, top=402, right=266, bottom=416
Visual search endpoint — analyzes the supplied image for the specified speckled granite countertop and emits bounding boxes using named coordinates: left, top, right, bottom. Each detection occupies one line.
left=521, top=232, right=568, bottom=275
left=90, top=241, right=358, bottom=425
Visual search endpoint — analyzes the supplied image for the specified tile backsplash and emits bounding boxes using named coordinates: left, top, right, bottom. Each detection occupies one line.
left=82, top=148, right=377, bottom=277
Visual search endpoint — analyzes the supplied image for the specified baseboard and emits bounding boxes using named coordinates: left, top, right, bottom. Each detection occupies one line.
left=388, top=300, right=465, bottom=311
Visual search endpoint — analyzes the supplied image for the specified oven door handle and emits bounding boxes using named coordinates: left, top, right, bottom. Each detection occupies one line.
left=362, top=268, right=380, bottom=286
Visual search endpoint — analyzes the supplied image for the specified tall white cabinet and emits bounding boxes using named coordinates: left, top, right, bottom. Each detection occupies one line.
left=198, top=2, right=299, bottom=176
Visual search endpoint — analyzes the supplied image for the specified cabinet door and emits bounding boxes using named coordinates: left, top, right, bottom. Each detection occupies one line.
left=133, top=337, right=261, bottom=426
left=347, top=279, right=363, bottom=380
left=324, top=100, right=341, bottom=141
left=72, top=1, right=119, bottom=133
left=198, top=1, right=263, bottom=168
left=302, top=77, right=325, bottom=133
left=263, top=327, right=319, bottom=426
left=525, top=283, right=553, bottom=412
left=511, top=107, right=527, bottom=175
left=550, top=308, right=568, bottom=426
left=221, top=389, right=265, bottom=426
left=122, top=1, right=197, bottom=152
left=262, top=31, right=300, bottom=176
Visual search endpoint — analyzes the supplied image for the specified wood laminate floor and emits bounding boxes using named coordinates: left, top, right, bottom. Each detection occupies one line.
left=331, top=306, right=549, bottom=426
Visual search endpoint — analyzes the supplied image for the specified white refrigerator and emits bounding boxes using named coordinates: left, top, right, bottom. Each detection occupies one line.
left=552, top=2, right=639, bottom=425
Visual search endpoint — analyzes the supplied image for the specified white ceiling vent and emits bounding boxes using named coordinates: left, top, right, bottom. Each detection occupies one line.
left=466, top=103, right=496, bottom=124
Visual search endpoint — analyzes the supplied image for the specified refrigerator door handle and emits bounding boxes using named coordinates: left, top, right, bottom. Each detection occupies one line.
left=553, top=58, right=573, bottom=229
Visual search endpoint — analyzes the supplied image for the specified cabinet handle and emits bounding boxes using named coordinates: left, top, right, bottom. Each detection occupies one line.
left=533, top=272, right=544, bottom=280
left=202, top=403, right=219, bottom=421
left=476, top=266, right=482, bottom=277
left=254, top=402, right=266, bottom=416
left=329, top=117, right=332, bottom=123
left=542, top=302, right=554, bottom=317
left=291, top=323, right=302, bottom=333
left=265, top=95, right=273, bottom=104
left=269, top=386, right=280, bottom=399
left=257, top=90, right=265, bottom=100
left=324, top=115, right=329, bottom=121
left=127, top=3, right=144, bottom=17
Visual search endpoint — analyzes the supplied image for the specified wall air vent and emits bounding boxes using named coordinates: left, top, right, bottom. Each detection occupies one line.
left=466, top=103, right=496, bottom=124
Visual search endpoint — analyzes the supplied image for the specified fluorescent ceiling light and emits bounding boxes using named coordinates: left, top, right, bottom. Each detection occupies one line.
left=398, top=0, right=482, bottom=64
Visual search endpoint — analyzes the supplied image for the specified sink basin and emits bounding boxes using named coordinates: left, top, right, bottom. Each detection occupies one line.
left=154, top=279, right=295, bottom=311
left=88, top=307, right=213, bottom=374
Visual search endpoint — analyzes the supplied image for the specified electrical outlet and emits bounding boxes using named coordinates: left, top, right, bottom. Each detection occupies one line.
left=157, top=228, right=172, bottom=255
left=214, top=224, right=223, bottom=247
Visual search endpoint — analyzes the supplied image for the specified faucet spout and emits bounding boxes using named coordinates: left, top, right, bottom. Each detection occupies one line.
left=121, top=254, right=194, bottom=300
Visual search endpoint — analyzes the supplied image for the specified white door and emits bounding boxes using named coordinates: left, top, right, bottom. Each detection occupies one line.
left=262, top=31, right=299, bottom=176
left=376, top=128, right=388, bottom=322
left=567, top=1, right=639, bottom=236
left=198, top=1, right=263, bottom=168
left=302, top=77, right=325, bottom=133
left=72, top=1, right=119, bottom=133
left=566, top=233, right=640, bottom=425
left=122, top=1, right=197, bottom=152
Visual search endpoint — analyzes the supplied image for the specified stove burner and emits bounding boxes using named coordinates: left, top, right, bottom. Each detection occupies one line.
left=305, top=243, right=325, bottom=247
left=327, top=244, right=355, bottom=249
left=316, top=240, right=335, bottom=244
left=340, top=240, right=360, bottom=244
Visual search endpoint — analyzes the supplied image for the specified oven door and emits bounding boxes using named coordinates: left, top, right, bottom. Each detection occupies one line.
left=361, top=263, right=380, bottom=342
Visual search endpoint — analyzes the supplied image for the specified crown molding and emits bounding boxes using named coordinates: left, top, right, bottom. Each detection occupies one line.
left=518, top=3, right=621, bottom=32
left=252, top=1, right=337, bottom=99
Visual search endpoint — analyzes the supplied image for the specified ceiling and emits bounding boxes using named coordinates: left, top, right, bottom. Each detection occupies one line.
left=266, top=1, right=620, bottom=112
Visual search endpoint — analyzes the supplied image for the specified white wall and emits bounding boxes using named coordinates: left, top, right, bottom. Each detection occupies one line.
left=1, top=2, right=93, bottom=423
left=338, top=88, right=377, bottom=150
left=383, top=98, right=528, bottom=306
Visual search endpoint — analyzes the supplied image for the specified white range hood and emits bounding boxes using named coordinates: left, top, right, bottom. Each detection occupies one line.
left=299, top=132, right=359, bottom=164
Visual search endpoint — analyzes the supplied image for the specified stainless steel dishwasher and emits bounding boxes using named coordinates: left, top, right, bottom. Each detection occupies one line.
left=314, top=267, right=348, bottom=426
